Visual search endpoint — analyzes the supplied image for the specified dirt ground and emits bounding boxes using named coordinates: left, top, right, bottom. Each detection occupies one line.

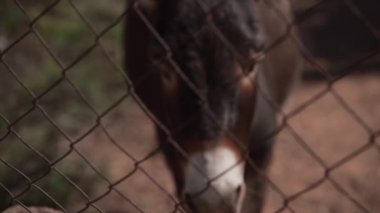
left=71, top=72, right=380, bottom=213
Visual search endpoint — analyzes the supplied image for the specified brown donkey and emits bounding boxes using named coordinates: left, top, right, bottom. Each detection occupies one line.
left=125, top=0, right=301, bottom=212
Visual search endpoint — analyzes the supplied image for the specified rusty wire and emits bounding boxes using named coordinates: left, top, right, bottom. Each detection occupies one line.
left=0, top=0, right=379, bottom=212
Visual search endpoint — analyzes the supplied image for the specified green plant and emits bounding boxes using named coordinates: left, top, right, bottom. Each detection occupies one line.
left=0, top=0, right=124, bottom=210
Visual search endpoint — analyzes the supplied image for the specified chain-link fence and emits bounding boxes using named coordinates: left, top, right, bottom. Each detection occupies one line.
left=0, top=0, right=379, bottom=212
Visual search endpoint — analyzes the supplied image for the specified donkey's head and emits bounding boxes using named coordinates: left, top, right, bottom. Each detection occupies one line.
left=145, top=0, right=265, bottom=212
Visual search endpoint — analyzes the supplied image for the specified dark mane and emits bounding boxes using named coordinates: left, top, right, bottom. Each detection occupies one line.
left=151, top=0, right=264, bottom=140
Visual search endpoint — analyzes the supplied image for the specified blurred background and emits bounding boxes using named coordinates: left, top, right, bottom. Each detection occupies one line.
left=0, top=0, right=379, bottom=212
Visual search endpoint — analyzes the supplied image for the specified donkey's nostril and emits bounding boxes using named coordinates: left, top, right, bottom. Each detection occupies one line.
left=233, top=185, right=243, bottom=205
left=236, top=185, right=242, bottom=196
left=234, top=183, right=246, bottom=213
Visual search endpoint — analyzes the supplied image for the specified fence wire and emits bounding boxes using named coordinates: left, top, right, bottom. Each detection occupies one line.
left=0, top=0, right=379, bottom=212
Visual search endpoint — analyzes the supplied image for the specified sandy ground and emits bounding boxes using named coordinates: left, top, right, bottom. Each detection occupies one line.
left=69, top=72, right=379, bottom=213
